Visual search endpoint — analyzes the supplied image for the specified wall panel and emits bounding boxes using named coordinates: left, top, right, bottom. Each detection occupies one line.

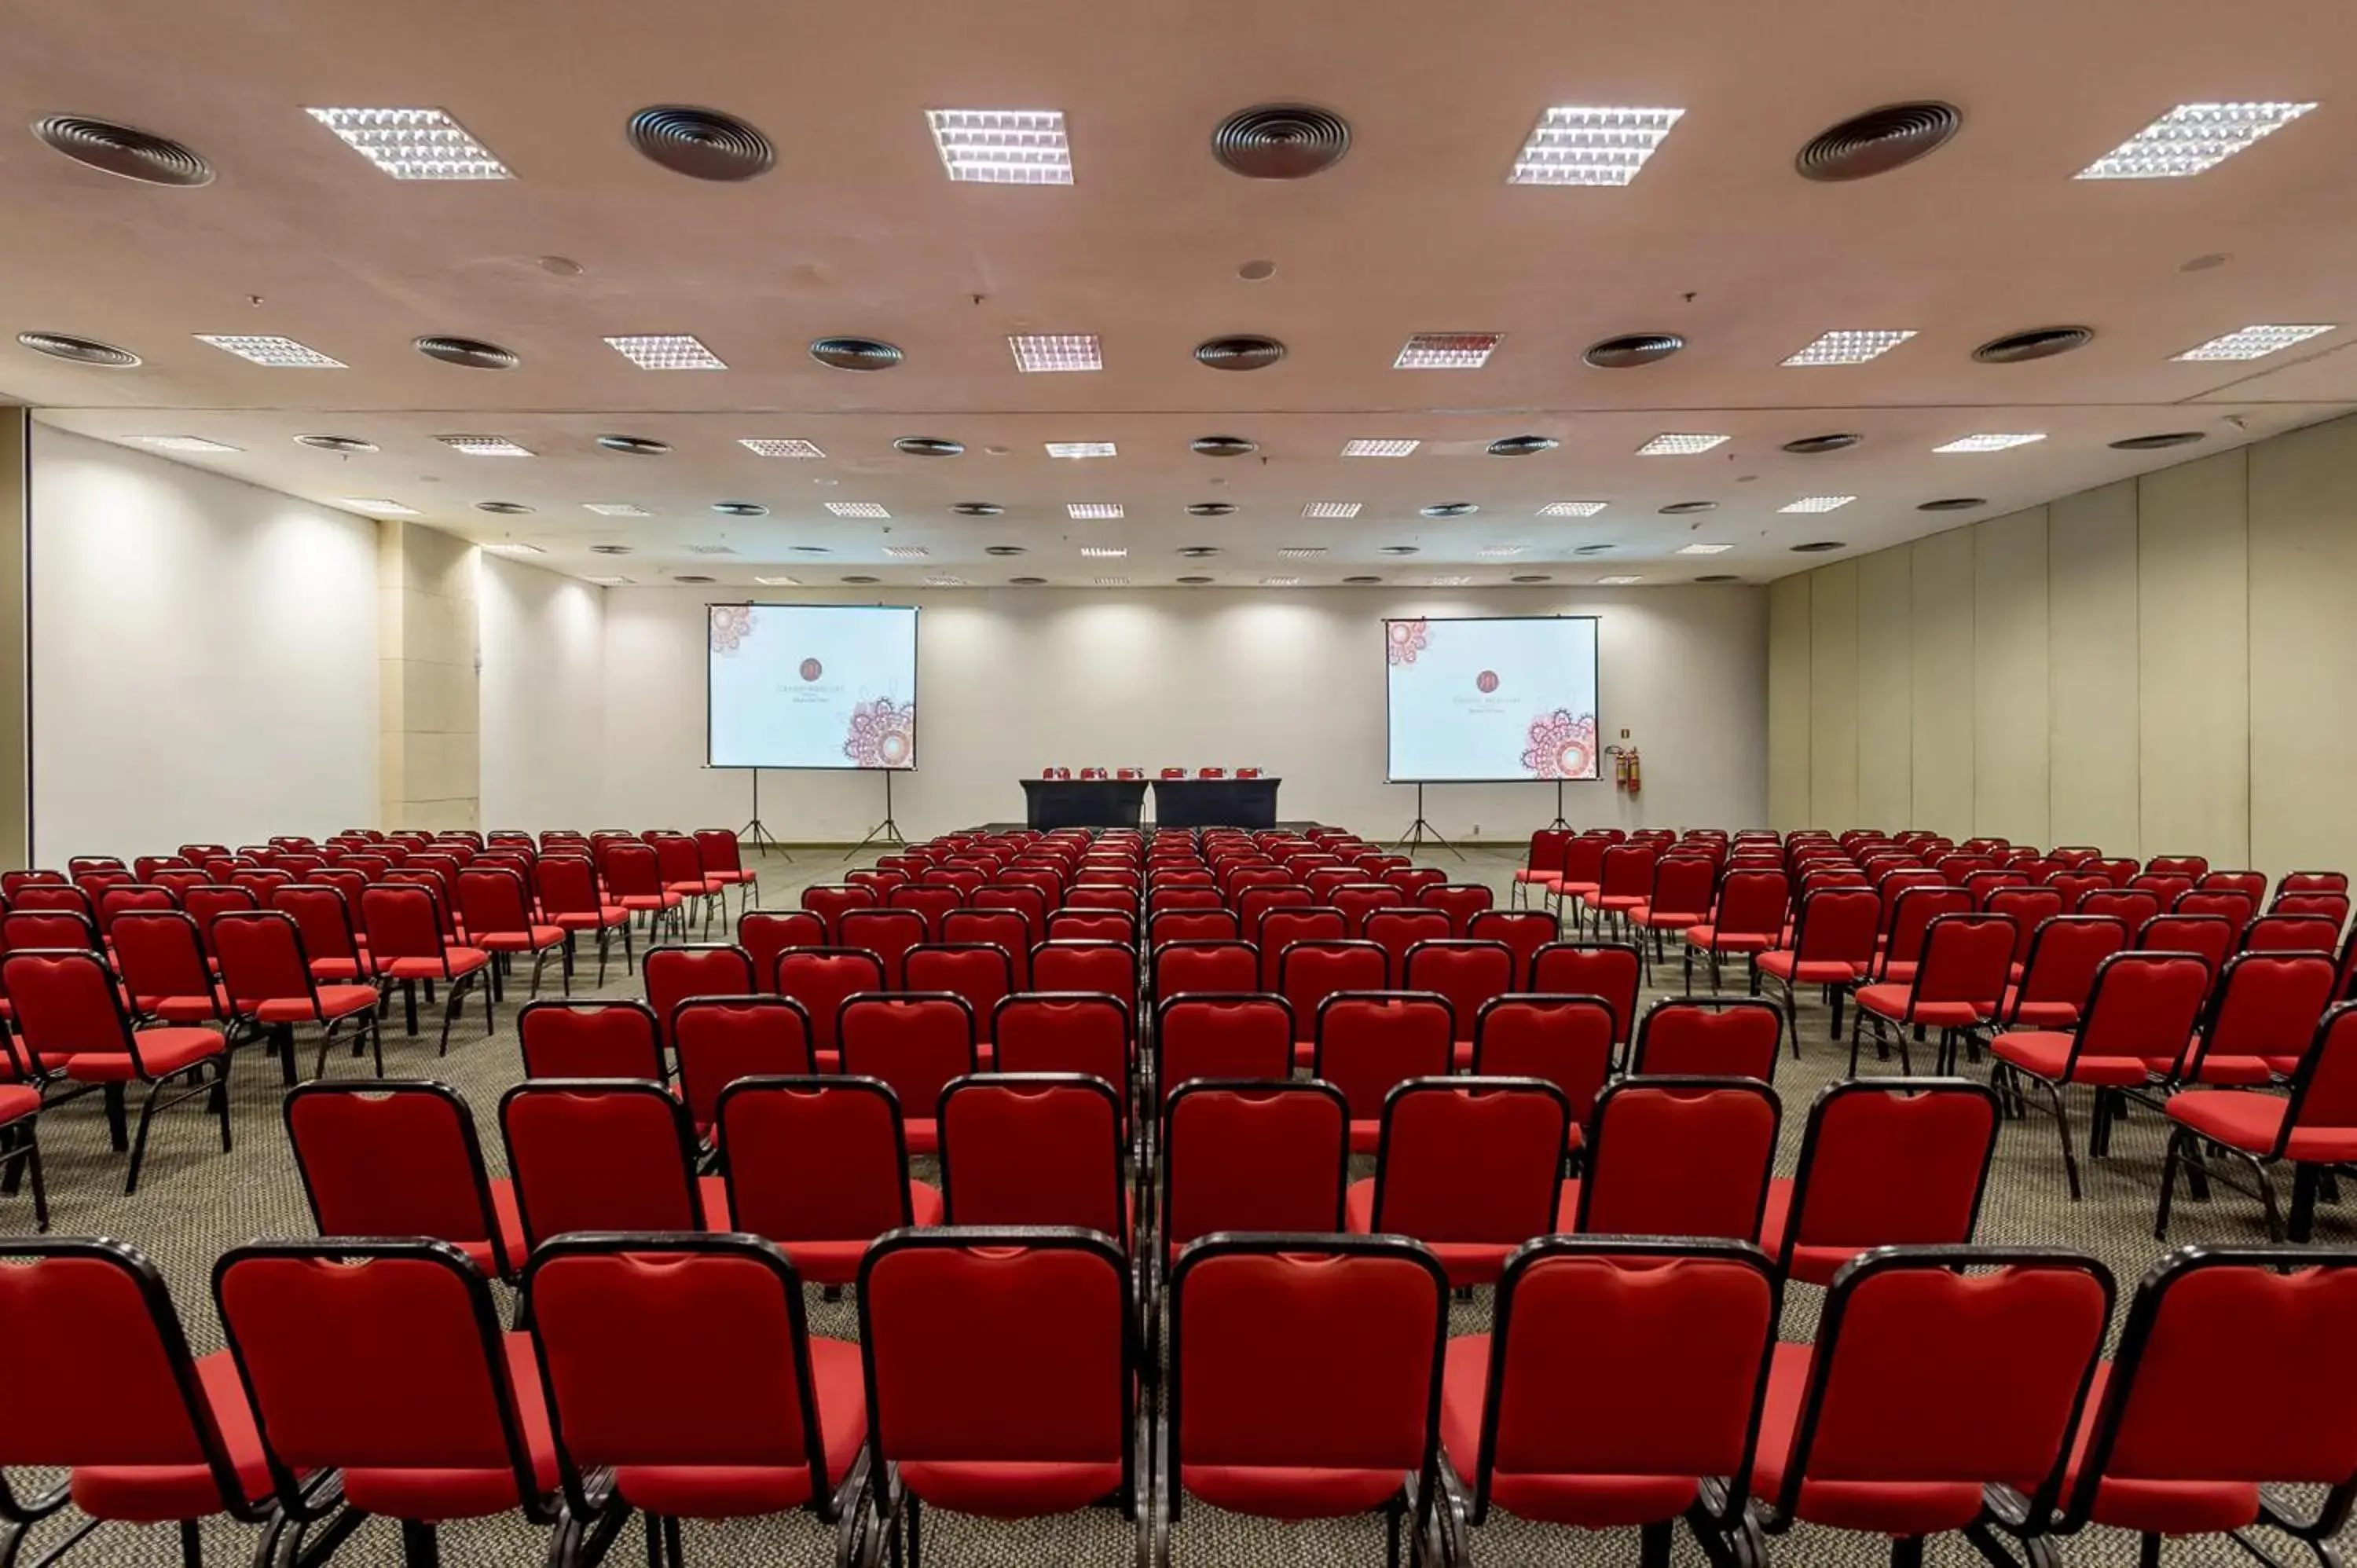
left=1853, top=548, right=1913, bottom=830
left=2047, top=482, right=2140, bottom=854
left=2138, top=450, right=2249, bottom=869
left=1971, top=507, right=2050, bottom=844
left=2248, top=418, right=2357, bottom=877
left=1806, top=559, right=1859, bottom=829
left=1767, top=575, right=1811, bottom=829
left=1908, top=529, right=1977, bottom=837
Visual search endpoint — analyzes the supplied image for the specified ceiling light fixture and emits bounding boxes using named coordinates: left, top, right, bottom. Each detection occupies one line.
left=1934, top=433, right=2045, bottom=452
left=1092, top=577, right=1131, bottom=588
left=1782, top=329, right=1916, bottom=366
left=753, top=576, right=801, bottom=586
left=295, top=434, right=376, bottom=453
left=1508, top=105, right=1685, bottom=185
left=1277, top=547, right=1329, bottom=560
left=1478, top=545, right=1525, bottom=559
left=337, top=497, right=416, bottom=515
left=923, top=575, right=969, bottom=588
left=1009, top=334, right=1102, bottom=372
left=926, top=109, right=1072, bottom=185
left=586, top=576, right=630, bottom=586
left=482, top=542, right=544, bottom=555
left=584, top=504, right=651, bottom=517
left=1343, top=438, right=1419, bottom=457
left=882, top=546, right=929, bottom=560
left=1638, top=433, right=1729, bottom=455
left=436, top=434, right=533, bottom=456
left=605, top=334, right=725, bottom=370
left=17, top=331, right=139, bottom=367
left=2077, top=101, right=2317, bottom=180
left=1538, top=500, right=1608, bottom=517
left=1597, top=574, right=1644, bottom=584
left=196, top=334, right=345, bottom=368
left=306, top=107, right=511, bottom=179
left=1677, top=543, right=1735, bottom=555
left=1395, top=333, right=1501, bottom=369
left=2172, top=324, right=2334, bottom=361
left=1303, top=501, right=1362, bottom=518
left=1067, top=504, right=1124, bottom=519
left=826, top=502, right=891, bottom=518
left=1779, top=495, right=1857, bottom=513
left=1080, top=546, right=1128, bottom=559
left=740, top=438, right=826, bottom=458
left=130, top=436, right=240, bottom=452
left=1427, top=575, right=1474, bottom=586
left=1261, top=576, right=1301, bottom=587
left=1046, top=441, right=1116, bottom=459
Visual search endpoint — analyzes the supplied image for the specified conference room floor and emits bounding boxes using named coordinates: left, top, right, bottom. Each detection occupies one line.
left=6, top=841, right=2344, bottom=1568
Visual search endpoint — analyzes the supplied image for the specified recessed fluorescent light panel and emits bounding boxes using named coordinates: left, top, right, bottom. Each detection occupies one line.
left=195, top=335, right=346, bottom=368
left=338, top=497, right=416, bottom=515
left=1395, top=333, right=1502, bottom=369
left=605, top=335, right=726, bottom=370
left=586, top=576, right=630, bottom=585
left=926, top=109, right=1072, bottom=185
left=1066, top=504, right=1124, bottom=520
left=1277, top=547, right=1329, bottom=560
left=923, top=575, right=969, bottom=587
left=436, top=434, right=533, bottom=456
left=1343, top=438, right=1420, bottom=457
left=2171, top=324, right=2335, bottom=361
left=2077, top=101, right=2317, bottom=180
left=130, top=436, right=240, bottom=453
left=739, top=438, right=827, bottom=458
left=753, top=576, right=801, bottom=586
left=1092, top=577, right=1131, bottom=587
left=305, top=107, right=511, bottom=180
left=1479, top=546, right=1527, bottom=558
left=1934, top=433, right=2045, bottom=452
left=1046, top=441, right=1116, bottom=459
left=1303, top=501, right=1363, bottom=518
left=584, top=504, right=651, bottom=517
left=1079, top=546, right=1128, bottom=559
left=1779, top=496, right=1857, bottom=513
left=882, top=545, right=929, bottom=559
left=1508, top=105, right=1685, bottom=185
left=1261, top=577, right=1301, bottom=587
left=482, top=542, right=544, bottom=555
left=1638, top=433, right=1729, bottom=455
left=1677, top=543, right=1736, bottom=555
left=826, top=502, right=891, bottom=518
left=1426, top=575, right=1474, bottom=586
left=1597, top=575, right=1644, bottom=584
left=1009, top=333, right=1102, bottom=372
left=1782, top=329, right=1916, bottom=367
left=1538, top=500, right=1609, bottom=517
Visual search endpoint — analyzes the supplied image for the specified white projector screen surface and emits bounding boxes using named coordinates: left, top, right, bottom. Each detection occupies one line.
left=1384, top=616, right=1600, bottom=782
left=707, top=603, right=919, bottom=769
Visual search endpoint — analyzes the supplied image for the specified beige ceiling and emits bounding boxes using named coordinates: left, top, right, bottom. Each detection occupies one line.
left=8, top=0, right=2356, bottom=588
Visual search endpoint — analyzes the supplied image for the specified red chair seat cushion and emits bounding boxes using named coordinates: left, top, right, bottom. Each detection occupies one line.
left=779, top=1182, right=944, bottom=1285
left=69, top=1350, right=275, bottom=1520
left=455, top=1178, right=529, bottom=1280
left=49, top=1028, right=223, bottom=1082
left=477, top=925, right=566, bottom=953
left=2160, top=1051, right=2272, bottom=1086
left=1342, top=1180, right=1511, bottom=1285
left=250, top=985, right=379, bottom=1024
left=553, top=908, right=629, bottom=931
left=1684, top=925, right=1775, bottom=954
left=899, top=1460, right=1125, bottom=1519
left=381, top=949, right=491, bottom=981
left=610, top=1335, right=868, bottom=1517
left=2058, top=1363, right=2260, bottom=1536
left=1348, top=1119, right=1380, bottom=1156
left=1999, top=989, right=2079, bottom=1029
left=136, top=989, right=229, bottom=1024
left=1856, top=986, right=1985, bottom=1029
left=1989, top=1032, right=2149, bottom=1087
left=1750, top=1342, right=1985, bottom=1536
left=2168, top=1090, right=2357, bottom=1162
left=336, top=1332, right=558, bottom=1520
left=1181, top=1462, right=1405, bottom=1519
left=1755, top=952, right=1863, bottom=984
left=1438, top=1334, right=1699, bottom=1527
left=0, top=1083, right=37, bottom=1123
left=1639, top=910, right=1708, bottom=931
left=308, top=958, right=370, bottom=983
left=1752, top=1178, right=1856, bottom=1288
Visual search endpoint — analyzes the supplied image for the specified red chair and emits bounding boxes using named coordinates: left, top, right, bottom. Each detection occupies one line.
left=533, top=855, right=633, bottom=984
left=718, top=1075, right=940, bottom=1283
left=1148, top=908, right=1237, bottom=947
left=1851, top=912, right=2016, bottom=1075
left=1509, top=829, right=1572, bottom=907
left=1, top=907, right=100, bottom=954
left=838, top=907, right=926, bottom=989
left=2168, top=950, right=2338, bottom=1086
left=904, top=945, right=1013, bottom=1045
left=799, top=883, right=877, bottom=942
left=2083, top=888, right=2162, bottom=931
left=2138, top=913, right=2238, bottom=980
left=497, top=1078, right=716, bottom=1248
left=673, top=995, right=815, bottom=1138
left=1629, top=997, right=1783, bottom=1082
left=1257, top=907, right=1347, bottom=987
left=973, top=883, right=1050, bottom=943
left=994, top=994, right=1131, bottom=1107
left=838, top=994, right=977, bottom=1155
left=1756, top=888, right=1879, bottom=1053
left=1164, top=1235, right=1448, bottom=1556
left=282, top=1079, right=523, bottom=1280
left=857, top=1229, right=1138, bottom=1544
left=360, top=883, right=493, bottom=1052
left=1154, top=995, right=1295, bottom=1099
left=456, top=867, right=568, bottom=998
left=1280, top=942, right=1390, bottom=1053
left=1469, top=995, right=1615, bottom=1151
left=1031, top=940, right=1138, bottom=1020
left=1047, top=908, right=1137, bottom=947
left=1681, top=868, right=1791, bottom=993
left=1315, top=991, right=1455, bottom=1152
left=515, top=998, right=664, bottom=1081
left=2, top=949, right=231, bottom=1193
left=1345, top=1078, right=1571, bottom=1284
left=1150, top=939, right=1258, bottom=998
left=1385, top=866, right=1449, bottom=900
left=110, top=908, right=232, bottom=1027
left=2058, top=1245, right=2357, bottom=1564
left=1750, top=1247, right=2112, bottom=1564
left=691, top=826, right=761, bottom=914
left=1530, top=943, right=1643, bottom=1052
left=1570, top=1077, right=1780, bottom=1241
left=2242, top=912, right=2343, bottom=954
left=522, top=1233, right=860, bottom=1552
left=212, top=910, right=383, bottom=1081
left=1417, top=882, right=1494, bottom=937
left=1439, top=1238, right=1777, bottom=1564
left=1629, top=855, right=1719, bottom=979
left=1158, top=1079, right=1347, bottom=1268
left=601, top=841, right=687, bottom=941
left=2001, top=915, right=2130, bottom=1031
left=773, top=947, right=885, bottom=1072
left=738, top=910, right=825, bottom=990
left=2160, top=1002, right=2357, bottom=1241
left=1580, top=844, right=1658, bottom=940
left=1403, top=940, right=1516, bottom=1060
left=940, top=908, right=1032, bottom=987
left=1363, top=908, right=1452, bottom=987
left=1464, top=909, right=1555, bottom=989
left=1991, top=952, right=2213, bottom=1201
left=888, top=882, right=966, bottom=940
left=641, top=943, right=756, bottom=1053
left=1867, top=884, right=1974, bottom=984
left=647, top=833, right=727, bottom=939
left=1328, top=881, right=1402, bottom=936
left=938, top=1074, right=1128, bottom=1242
left=1758, top=1077, right=2000, bottom=1284
left=212, top=1238, right=559, bottom=1559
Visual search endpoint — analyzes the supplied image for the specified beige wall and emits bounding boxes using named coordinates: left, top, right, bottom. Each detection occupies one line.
left=1768, top=413, right=2357, bottom=877
left=378, top=520, right=481, bottom=832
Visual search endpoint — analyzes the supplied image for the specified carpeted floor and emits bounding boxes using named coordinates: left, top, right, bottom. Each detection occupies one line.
left=3, top=841, right=2347, bottom=1568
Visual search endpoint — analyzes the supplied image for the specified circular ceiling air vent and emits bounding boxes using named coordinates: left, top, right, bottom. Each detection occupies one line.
left=895, top=437, right=963, bottom=457
left=1783, top=432, right=1861, bottom=455
left=1187, top=503, right=1237, bottom=518
left=953, top=503, right=1004, bottom=517
left=295, top=434, right=376, bottom=453
left=1378, top=545, right=1420, bottom=557
left=790, top=544, right=832, bottom=555
left=596, top=434, right=670, bottom=456
left=416, top=335, right=518, bottom=370
left=475, top=501, right=533, bottom=515
left=1192, top=435, right=1257, bottom=457
left=1211, top=104, right=1351, bottom=179
left=1487, top=435, right=1558, bottom=456
left=809, top=337, right=902, bottom=372
left=626, top=105, right=774, bottom=181
left=1343, top=574, right=1382, bottom=585
left=1796, top=101, right=1962, bottom=181
left=673, top=574, right=717, bottom=584
left=1177, top=575, right=1216, bottom=585
left=1420, top=502, right=1479, bottom=518
left=1584, top=333, right=1684, bottom=369
left=17, top=331, right=140, bottom=367
left=32, top=115, right=212, bottom=185
left=1973, top=326, right=2094, bottom=365
left=1660, top=500, right=1717, bottom=515
left=711, top=501, right=768, bottom=517
left=1195, top=335, right=1287, bottom=372
left=1008, top=576, right=1048, bottom=586
left=2110, top=431, right=2205, bottom=451
left=1574, top=544, right=1615, bottom=555
left=589, top=544, right=633, bottom=555
left=984, top=544, right=1026, bottom=556
left=1791, top=540, right=1847, bottom=553
left=1694, top=573, right=1742, bottom=583
left=1177, top=546, right=1221, bottom=559
left=1510, top=573, right=1554, bottom=584
left=1916, top=497, right=1986, bottom=512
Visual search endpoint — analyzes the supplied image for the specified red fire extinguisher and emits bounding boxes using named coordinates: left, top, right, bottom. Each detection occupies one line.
left=1607, top=746, right=1642, bottom=795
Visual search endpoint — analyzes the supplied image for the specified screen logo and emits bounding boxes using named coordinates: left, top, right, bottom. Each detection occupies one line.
left=1475, top=670, right=1499, bottom=694
left=798, top=658, right=823, bottom=682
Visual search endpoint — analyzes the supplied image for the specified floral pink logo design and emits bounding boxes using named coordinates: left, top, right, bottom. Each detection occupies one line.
left=843, top=698, right=915, bottom=768
left=1387, top=619, right=1430, bottom=666
left=798, top=658, right=823, bottom=681
left=709, top=605, right=754, bottom=656
left=1476, top=670, right=1499, bottom=694
left=1522, top=709, right=1600, bottom=779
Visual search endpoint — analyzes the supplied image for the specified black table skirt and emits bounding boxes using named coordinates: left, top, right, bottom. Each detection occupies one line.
left=1151, top=777, right=1281, bottom=829
left=1020, top=778, right=1149, bottom=830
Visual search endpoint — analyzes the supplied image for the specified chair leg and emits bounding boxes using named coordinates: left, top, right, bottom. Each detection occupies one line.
left=2155, top=1126, right=2186, bottom=1239
left=104, top=1081, right=129, bottom=1150
left=2290, top=1162, right=2322, bottom=1243
left=214, top=1059, right=233, bottom=1152
left=2047, top=1080, right=2082, bottom=1202
left=529, top=950, right=548, bottom=999
left=126, top=1079, right=165, bottom=1193
left=16, top=1126, right=47, bottom=1233
left=400, top=1520, right=441, bottom=1568
left=1891, top=1537, right=1926, bottom=1568
left=1640, top=1520, right=1673, bottom=1568
left=2253, top=1154, right=2288, bottom=1244
left=181, top=1518, right=203, bottom=1567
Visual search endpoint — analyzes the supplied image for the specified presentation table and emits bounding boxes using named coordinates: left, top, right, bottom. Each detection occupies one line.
left=1152, top=777, right=1281, bottom=829
left=1021, top=777, right=1148, bottom=830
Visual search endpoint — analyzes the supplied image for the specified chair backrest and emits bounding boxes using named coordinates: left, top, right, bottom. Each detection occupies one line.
left=1417, top=882, right=1494, bottom=937
left=2137, top=914, right=2236, bottom=978
left=1466, top=1238, right=1779, bottom=1522
left=770, top=947, right=885, bottom=1058
left=1314, top=991, right=1455, bottom=1121
left=1031, top=940, right=1137, bottom=1014
left=1529, top=942, right=1643, bottom=1043
left=1776, top=1079, right=2000, bottom=1277
left=838, top=907, right=927, bottom=988
left=9, top=883, right=93, bottom=918
left=2, top=908, right=101, bottom=954
left=2069, top=952, right=2216, bottom=1072
left=1155, top=994, right=1296, bottom=1093
left=2008, top=916, right=2131, bottom=1020
left=1368, top=1078, right=1571, bottom=1246
left=211, top=910, right=321, bottom=1008
left=109, top=909, right=217, bottom=1006
left=2183, top=951, right=2339, bottom=1080
left=718, top=1075, right=918, bottom=1244
left=214, top=1239, right=550, bottom=1519
left=1629, top=998, right=1783, bottom=1081
left=1402, top=940, right=1516, bottom=1042
left=1277, top=941, right=1389, bottom=1039
left=2, top=948, right=134, bottom=1061
left=1647, top=855, right=1718, bottom=918
left=737, top=910, right=826, bottom=988
left=282, top=1082, right=510, bottom=1274
left=455, top=866, right=536, bottom=939
left=2146, top=854, right=2209, bottom=879
left=1881, top=886, right=1975, bottom=972
left=515, top=999, right=663, bottom=1081
left=1166, top=1235, right=1448, bottom=1522
left=1521, top=830, right=1571, bottom=875
left=273, top=885, right=365, bottom=965
left=1152, top=939, right=1259, bottom=998
left=1764, top=1247, right=2112, bottom=1526
left=2242, top=913, right=2344, bottom=954
left=1596, top=844, right=1657, bottom=899
left=1327, top=881, right=1403, bottom=936
left=1787, top=887, right=1882, bottom=965
left=1578, top=1077, right=1780, bottom=1240
left=1983, top=888, right=2068, bottom=959
left=837, top=994, right=977, bottom=1123
left=858, top=1229, right=1136, bottom=1511
left=642, top=944, right=757, bottom=1045
left=799, top=883, right=878, bottom=941
left=2082, top=888, right=2162, bottom=931
left=903, top=944, right=1014, bottom=1036
left=1460, top=910, right=1552, bottom=987
left=1257, top=908, right=1347, bottom=986
left=1710, top=870, right=1791, bottom=943
left=1149, top=908, right=1238, bottom=946
left=1160, top=1080, right=1348, bottom=1251
left=994, top=993, right=1131, bottom=1096
left=673, top=995, right=816, bottom=1131
left=1470, top=995, right=1616, bottom=1124
left=938, top=1075, right=1127, bottom=1240
left=358, top=883, right=456, bottom=967
left=530, top=854, right=604, bottom=921
left=498, top=1079, right=706, bottom=1249
left=1902, top=913, right=2017, bottom=1008
left=940, top=908, right=1032, bottom=986
left=1362, top=908, right=1452, bottom=986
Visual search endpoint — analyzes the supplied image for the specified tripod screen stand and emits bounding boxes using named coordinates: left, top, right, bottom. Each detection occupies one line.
left=1395, top=782, right=1464, bottom=859
left=739, top=768, right=788, bottom=859
left=1545, top=779, right=1571, bottom=831
left=848, top=768, right=911, bottom=859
